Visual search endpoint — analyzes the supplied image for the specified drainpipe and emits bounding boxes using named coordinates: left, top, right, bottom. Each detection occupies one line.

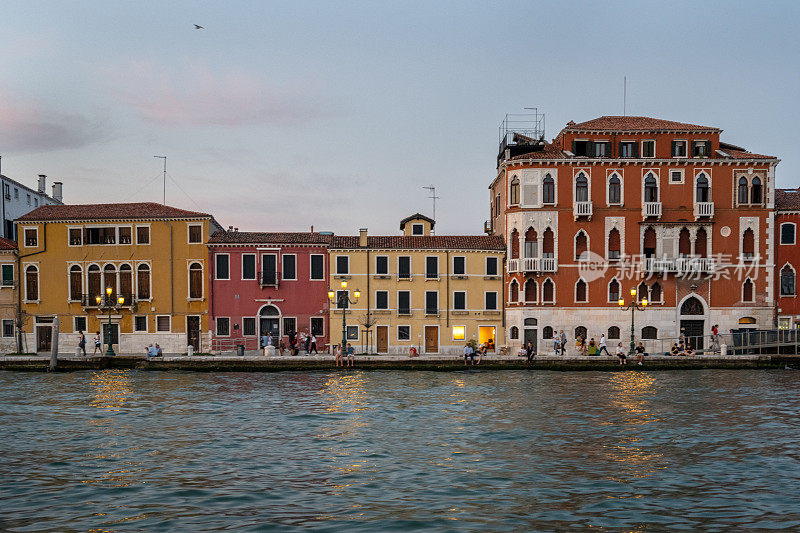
left=446, top=250, right=450, bottom=328
left=17, top=222, right=47, bottom=353
left=366, top=246, right=370, bottom=352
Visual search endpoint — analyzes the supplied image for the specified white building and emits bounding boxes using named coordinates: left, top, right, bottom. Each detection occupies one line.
left=0, top=174, right=63, bottom=240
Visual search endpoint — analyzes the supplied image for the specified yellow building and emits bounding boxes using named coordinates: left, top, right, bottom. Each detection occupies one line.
left=16, top=203, right=222, bottom=354
left=328, top=214, right=506, bottom=355
left=0, top=237, right=18, bottom=353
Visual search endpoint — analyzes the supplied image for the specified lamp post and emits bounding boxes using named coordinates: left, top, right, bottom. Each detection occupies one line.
left=618, top=287, right=648, bottom=357
left=96, top=286, right=125, bottom=356
left=328, top=281, right=360, bottom=355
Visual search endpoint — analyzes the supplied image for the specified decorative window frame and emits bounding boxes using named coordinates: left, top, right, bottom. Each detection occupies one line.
left=73, top=315, right=88, bottom=333
left=541, top=170, right=558, bottom=206
left=523, top=278, right=539, bottom=304
left=574, top=277, right=589, bottom=303
left=641, top=168, right=661, bottom=203
left=484, top=291, right=499, bottom=311
left=641, top=139, right=656, bottom=158
left=452, top=255, right=467, bottom=276
left=508, top=279, right=519, bottom=303
left=241, top=253, right=257, bottom=280
left=281, top=254, right=297, bottom=281
left=309, top=254, right=325, bottom=281
left=693, top=168, right=713, bottom=202
left=780, top=263, right=796, bottom=297
left=214, top=253, right=230, bottom=280
left=374, top=255, right=390, bottom=275
left=22, top=226, right=38, bottom=248
left=541, top=277, right=556, bottom=304
left=374, top=290, right=390, bottom=310
left=241, top=316, right=257, bottom=336
left=67, top=225, right=83, bottom=247
left=485, top=256, right=499, bottom=276
left=187, top=223, right=203, bottom=244
left=668, top=168, right=685, bottom=184
left=606, top=169, right=624, bottom=206
left=23, top=262, right=39, bottom=302
left=573, top=168, right=592, bottom=203
left=741, top=277, right=756, bottom=303
left=215, top=317, right=231, bottom=337
left=672, top=139, right=688, bottom=158
left=135, top=224, right=151, bottom=245
left=424, top=255, right=440, bottom=280
left=607, top=277, right=621, bottom=303
left=155, top=315, right=171, bottom=333
left=187, top=261, right=204, bottom=300
left=452, top=324, right=467, bottom=341
left=780, top=222, right=797, bottom=245
left=133, top=315, right=149, bottom=332
left=452, top=290, right=467, bottom=310
left=310, top=316, right=325, bottom=337
left=334, top=255, right=350, bottom=276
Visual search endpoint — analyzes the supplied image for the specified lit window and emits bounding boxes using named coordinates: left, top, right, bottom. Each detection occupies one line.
left=452, top=326, right=466, bottom=341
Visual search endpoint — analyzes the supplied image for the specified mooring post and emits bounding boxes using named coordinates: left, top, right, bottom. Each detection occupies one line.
left=49, top=317, right=60, bottom=371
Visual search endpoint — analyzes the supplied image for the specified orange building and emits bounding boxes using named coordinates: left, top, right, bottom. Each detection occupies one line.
left=776, top=187, right=800, bottom=328
left=489, top=115, right=779, bottom=352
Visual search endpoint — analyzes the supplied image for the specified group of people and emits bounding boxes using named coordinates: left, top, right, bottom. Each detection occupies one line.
left=261, top=331, right=319, bottom=356
left=334, top=343, right=355, bottom=367
left=145, top=343, right=163, bottom=360
left=539, top=330, right=649, bottom=365
left=670, top=342, right=696, bottom=356
left=463, top=343, right=490, bottom=365
left=76, top=331, right=103, bottom=357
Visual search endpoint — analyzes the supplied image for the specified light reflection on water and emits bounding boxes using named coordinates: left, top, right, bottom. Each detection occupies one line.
left=0, top=370, right=800, bottom=531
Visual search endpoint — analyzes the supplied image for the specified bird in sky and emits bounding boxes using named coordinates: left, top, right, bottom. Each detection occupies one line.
left=194, top=24, right=204, bottom=29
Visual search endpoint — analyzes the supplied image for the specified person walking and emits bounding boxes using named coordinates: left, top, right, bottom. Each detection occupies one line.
left=310, top=334, right=318, bottom=355
left=526, top=341, right=535, bottom=362
left=346, top=342, right=355, bottom=368
left=559, top=330, right=567, bottom=356
left=553, top=332, right=560, bottom=356
left=598, top=334, right=609, bottom=356
left=616, top=342, right=627, bottom=365
left=711, top=324, right=720, bottom=353
left=304, top=333, right=311, bottom=354
left=78, top=331, right=87, bottom=358
left=93, top=331, right=102, bottom=355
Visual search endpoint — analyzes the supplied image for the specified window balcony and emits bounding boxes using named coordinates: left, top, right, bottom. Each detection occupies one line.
left=540, top=257, right=557, bottom=272
left=506, top=257, right=557, bottom=273
left=258, top=271, right=280, bottom=288
left=425, top=308, right=439, bottom=316
left=573, top=201, right=592, bottom=219
left=694, top=202, right=714, bottom=219
left=642, top=202, right=662, bottom=219
left=643, top=257, right=716, bottom=274
left=507, top=259, right=520, bottom=273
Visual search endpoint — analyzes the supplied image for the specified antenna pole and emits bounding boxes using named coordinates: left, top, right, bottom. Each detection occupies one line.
left=623, top=76, right=627, bottom=116
left=154, top=156, right=166, bottom=205
left=422, top=185, right=440, bottom=230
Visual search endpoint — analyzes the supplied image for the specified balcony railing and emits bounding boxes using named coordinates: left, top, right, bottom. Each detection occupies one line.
left=425, top=308, right=439, bottom=316
left=643, top=257, right=716, bottom=274
left=81, top=293, right=136, bottom=308
left=694, top=202, right=714, bottom=219
left=573, top=201, right=592, bottom=219
left=398, top=308, right=412, bottom=316
left=643, top=202, right=662, bottom=218
left=258, top=271, right=280, bottom=287
left=397, top=273, right=412, bottom=280
left=540, top=257, right=556, bottom=272
left=507, top=257, right=557, bottom=273
left=1, top=279, right=14, bottom=287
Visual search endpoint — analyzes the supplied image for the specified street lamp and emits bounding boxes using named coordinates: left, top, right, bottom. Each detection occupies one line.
left=328, top=280, right=360, bottom=356
left=97, top=286, right=124, bottom=356
left=618, top=287, right=648, bottom=357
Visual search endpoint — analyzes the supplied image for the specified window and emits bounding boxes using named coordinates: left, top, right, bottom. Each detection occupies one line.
left=608, top=326, right=620, bottom=339
left=261, top=253, right=278, bottom=286
left=575, top=326, right=587, bottom=340
left=671, top=140, right=687, bottom=157
left=13, top=188, right=18, bottom=199
left=398, top=256, right=411, bottom=279
left=242, top=254, right=256, bottom=279
left=485, top=292, right=498, bottom=310
left=188, top=224, right=202, bottom=244
left=453, top=291, right=466, bottom=310
left=282, top=254, right=296, bottom=280
left=486, top=257, right=498, bottom=276
left=137, top=264, right=151, bottom=299
left=69, top=265, right=82, bottom=300
left=509, top=326, right=519, bottom=340
left=572, top=140, right=591, bottom=156
left=336, top=256, right=349, bottom=275
left=134, top=316, right=148, bottom=332
left=781, top=265, right=795, bottom=296
left=542, top=326, right=553, bottom=340
left=751, top=177, right=762, bottom=204
left=524, top=228, right=538, bottom=258
left=346, top=325, right=359, bottom=340
left=650, top=282, right=662, bottom=303
left=509, top=280, right=519, bottom=302
left=118, top=227, right=132, bottom=244
left=103, top=264, right=117, bottom=299
left=743, top=279, right=754, bottom=303
left=575, top=173, right=588, bottom=202
left=691, top=141, right=708, bottom=157
left=311, top=317, right=324, bottom=336
left=375, top=256, right=389, bottom=275
left=0, top=264, right=12, bottom=286
left=136, top=226, right=150, bottom=245
left=34, top=198, right=38, bottom=207
left=642, top=140, right=655, bottom=158
left=283, top=317, right=296, bottom=335
left=742, top=228, right=755, bottom=259
left=453, top=256, right=466, bottom=275
left=510, top=176, right=519, bottom=205
left=310, top=255, right=324, bottom=280
left=494, top=195, right=500, bottom=218
left=594, top=142, right=610, bottom=157
left=608, top=279, right=620, bottom=302
left=412, top=224, right=424, bottom=235
left=398, top=325, right=410, bottom=340
left=542, top=174, right=555, bottom=204
left=84, top=227, right=116, bottom=245
left=574, top=231, right=588, bottom=261
left=24, top=228, right=37, bottom=247
left=425, top=291, right=438, bottom=315
left=644, top=174, right=658, bottom=202
left=69, top=228, right=82, bottom=246
left=738, top=177, right=749, bottom=205
left=156, top=315, right=171, bottom=332
left=781, top=223, right=796, bottom=245
left=398, top=291, right=411, bottom=314
left=452, top=325, right=466, bottom=341
left=642, top=326, right=658, bottom=339
left=670, top=170, right=684, bottom=184
left=608, top=175, right=621, bottom=204
left=524, top=279, right=538, bottom=302
left=510, top=229, right=520, bottom=259
left=376, top=290, right=389, bottom=309
left=543, top=278, right=555, bottom=303
left=2, top=319, right=14, bottom=337
left=215, top=254, right=230, bottom=279
left=575, top=279, right=587, bottom=303
left=619, top=142, right=637, bottom=158
left=189, top=263, right=203, bottom=299
left=335, top=290, right=349, bottom=309
left=240, top=317, right=256, bottom=336
left=426, top=256, right=438, bottom=279
left=608, top=228, right=621, bottom=260
left=25, top=265, right=38, bottom=301
left=696, top=174, right=709, bottom=202
left=216, top=317, right=230, bottom=336
left=74, top=316, right=87, bottom=333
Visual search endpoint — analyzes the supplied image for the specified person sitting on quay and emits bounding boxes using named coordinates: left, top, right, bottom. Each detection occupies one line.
left=616, top=342, right=627, bottom=365
left=587, top=338, right=598, bottom=356
left=677, top=340, right=686, bottom=356
left=155, top=344, right=163, bottom=357
left=475, top=343, right=487, bottom=364
left=278, top=339, right=286, bottom=356
left=670, top=343, right=681, bottom=356
left=334, top=344, right=343, bottom=367
left=635, top=342, right=647, bottom=365
left=146, top=344, right=158, bottom=361
left=464, top=343, right=475, bottom=366
left=525, top=341, right=536, bottom=362
left=409, top=346, right=419, bottom=358
left=685, top=345, right=695, bottom=356
left=346, top=343, right=355, bottom=368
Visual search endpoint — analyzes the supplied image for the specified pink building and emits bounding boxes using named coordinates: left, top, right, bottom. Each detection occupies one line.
left=208, top=231, right=331, bottom=351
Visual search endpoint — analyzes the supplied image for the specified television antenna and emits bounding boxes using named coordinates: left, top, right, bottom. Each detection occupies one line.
left=422, top=185, right=439, bottom=226
left=154, top=155, right=166, bottom=205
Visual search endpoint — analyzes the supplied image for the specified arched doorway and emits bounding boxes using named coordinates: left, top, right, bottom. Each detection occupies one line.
left=259, top=305, right=281, bottom=345
left=679, top=296, right=705, bottom=350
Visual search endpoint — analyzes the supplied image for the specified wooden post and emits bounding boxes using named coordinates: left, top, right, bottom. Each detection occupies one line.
left=49, top=316, right=59, bottom=371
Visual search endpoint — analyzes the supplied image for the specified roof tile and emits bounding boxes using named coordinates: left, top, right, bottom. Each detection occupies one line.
left=208, top=231, right=332, bottom=245
left=564, top=116, right=719, bottom=132
left=331, top=235, right=505, bottom=251
left=16, top=202, right=213, bottom=222
left=776, top=188, right=800, bottom=210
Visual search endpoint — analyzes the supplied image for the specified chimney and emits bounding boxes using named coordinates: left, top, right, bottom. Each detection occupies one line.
left=359, top=228, right=368, bottom=247
left=52, top=182, right=63, bottom=203
left=310, top=224, right=314, bottom=233
left=228, top=225, right=234, bottom=231
left=37, top=174, right=46, bottom=194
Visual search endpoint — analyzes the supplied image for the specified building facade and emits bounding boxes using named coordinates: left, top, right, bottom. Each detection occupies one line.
left=329, top=215, right=506, bottom=355
left=15, top=203, right=221, bottom=354
left=0, top=238, right=18, bottom=353
left=776, top=187, right=800, bottom=329
left=490, top=116, right=779, bottom=353
left=207, top=231, right=332, bottom=351
left=0, top=174, right=63, bottom=240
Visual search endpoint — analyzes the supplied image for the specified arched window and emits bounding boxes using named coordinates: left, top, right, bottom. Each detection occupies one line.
left=642, top=326, right=658, bottom=339
left=575, top=173, right=588, bottom=202
left=650, top=282, right=662, bottom=303
left=608, top=278, right=620, bottom=302
left=88, top=265, right=101, bottom=301
left=574, top=231, right=588, bottom=261
left=542, top=228, right=555, bottom=258
left=608, top=326, right=620, bottom=339
left=696, top=173, right=709, bottom=202
left=509, top=280, right=519, bottom=302
left=644, top=173, right=658, bottom=202
left=680, top=296, right=704, bottom=315
left=742, top=278, right=754, bottom=302
left=137, top=264, right=151, bottom=300
left=524, top=318, right=537, bottom=326
left=543, top=174, right=555, bottom=204
left=510, top=326, right=519, bottom=340
left=695, top=228, right=707, bottom=258
left=643, top=227, right=657, bottom=257
left=781, top=265, right=795, bottom=296
left=543, top=278, right=555, bottom=303
left=738, top=176, right=749, bottom=205
left=25, top=265, right=38, bottom=301
left=742, top=228, right=755, bottom=259
left=575, top=278, right=587, bottom=302
left=575, top=326, right=587, bottom=341
left=510, top=176, right=520, bottom=205
left=510, top=229, right=520, bottom=259
left=103, top=264, right=117, bottom=299
left=678, top=228, right=691, bottom=256
left=119, top=264, right=132, bottom=300
left=638, top=281, right=649, bottom=302
left=543, top=326, right=553, bottom=340
left=189, top=262, right=203, bottom=299
left=608, top=228, right=621, bottom=260
left=69, top=265, right=82, bottom=301
left=524, top=279, right=537, bottom=302
left=751, top=177, right=762, bottom=204
left=524, top=228, right=538, bottom=258
left=608, top=175, right=621, bottom=204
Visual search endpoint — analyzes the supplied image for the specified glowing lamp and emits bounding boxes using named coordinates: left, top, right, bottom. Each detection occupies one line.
left=95, top=296, right=101, bottom=305
left=354, top=290, right=360, bottom=299
left=118, top=296, right=125, bottom=305
left=642, top=299, right=648, bottom=307
left=618, top=298, right=624, bottom=306
left=341, top=281, right=347, bottom=289
left=630, top=288, right=636, bottom=296
left=328, top=291, right=335, bottom=300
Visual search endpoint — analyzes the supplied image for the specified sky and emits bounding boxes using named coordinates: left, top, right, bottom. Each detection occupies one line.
left=1, top=1, right=798, bottom=235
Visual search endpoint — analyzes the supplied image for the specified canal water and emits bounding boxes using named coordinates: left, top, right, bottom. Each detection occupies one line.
left=1, top=369, right=799, bottom=531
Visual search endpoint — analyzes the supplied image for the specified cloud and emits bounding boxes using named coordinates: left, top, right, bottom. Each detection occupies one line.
left=0, top=90, right=105, bottom=152
left=114, top=61, right=323, bottom=127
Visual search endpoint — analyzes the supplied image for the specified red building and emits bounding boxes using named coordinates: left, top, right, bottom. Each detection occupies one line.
left=776, top=187, right=800, bottom=328
left=208, top=231, right=331, bottom=351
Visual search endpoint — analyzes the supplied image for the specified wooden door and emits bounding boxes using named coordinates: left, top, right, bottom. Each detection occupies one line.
left=187, top=316, right=201, bottom=351
left=424, top=326, right=438, bottom=353
left=36, top=326, right=52, bottom=352
left=376, top=325, right=388, bottom=353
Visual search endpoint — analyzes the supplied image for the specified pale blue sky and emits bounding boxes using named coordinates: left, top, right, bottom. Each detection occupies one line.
left=1, top=1, right=798, bottom=234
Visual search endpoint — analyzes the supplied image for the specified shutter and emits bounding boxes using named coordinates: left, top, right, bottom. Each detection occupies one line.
left=671, top=140, right=677, bottom=157
left=586, top=141, right=594, bottom=157
left=571, top=140, right=576, bottom=155
left=632, top=143, right=639, bottom=158
left=619, top=142, right=625, bottom=157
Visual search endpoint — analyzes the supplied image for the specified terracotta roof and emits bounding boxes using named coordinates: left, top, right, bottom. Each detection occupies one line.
left=208, top=231, right=332, bottom=245
left=720, top=148, right=777, bottom=160
left=0, top=237, right=17, bottom=250
left=399, top=213, right=435, bottom=230
left=331, top=235, right=505, bottom=251
left=511, top=143, right=566, bottom=160
left=563, top=116, right=719, bottom=133
left=776, top=188, right=800, bottom=210
left=16, top=202, right=214, bottom=222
